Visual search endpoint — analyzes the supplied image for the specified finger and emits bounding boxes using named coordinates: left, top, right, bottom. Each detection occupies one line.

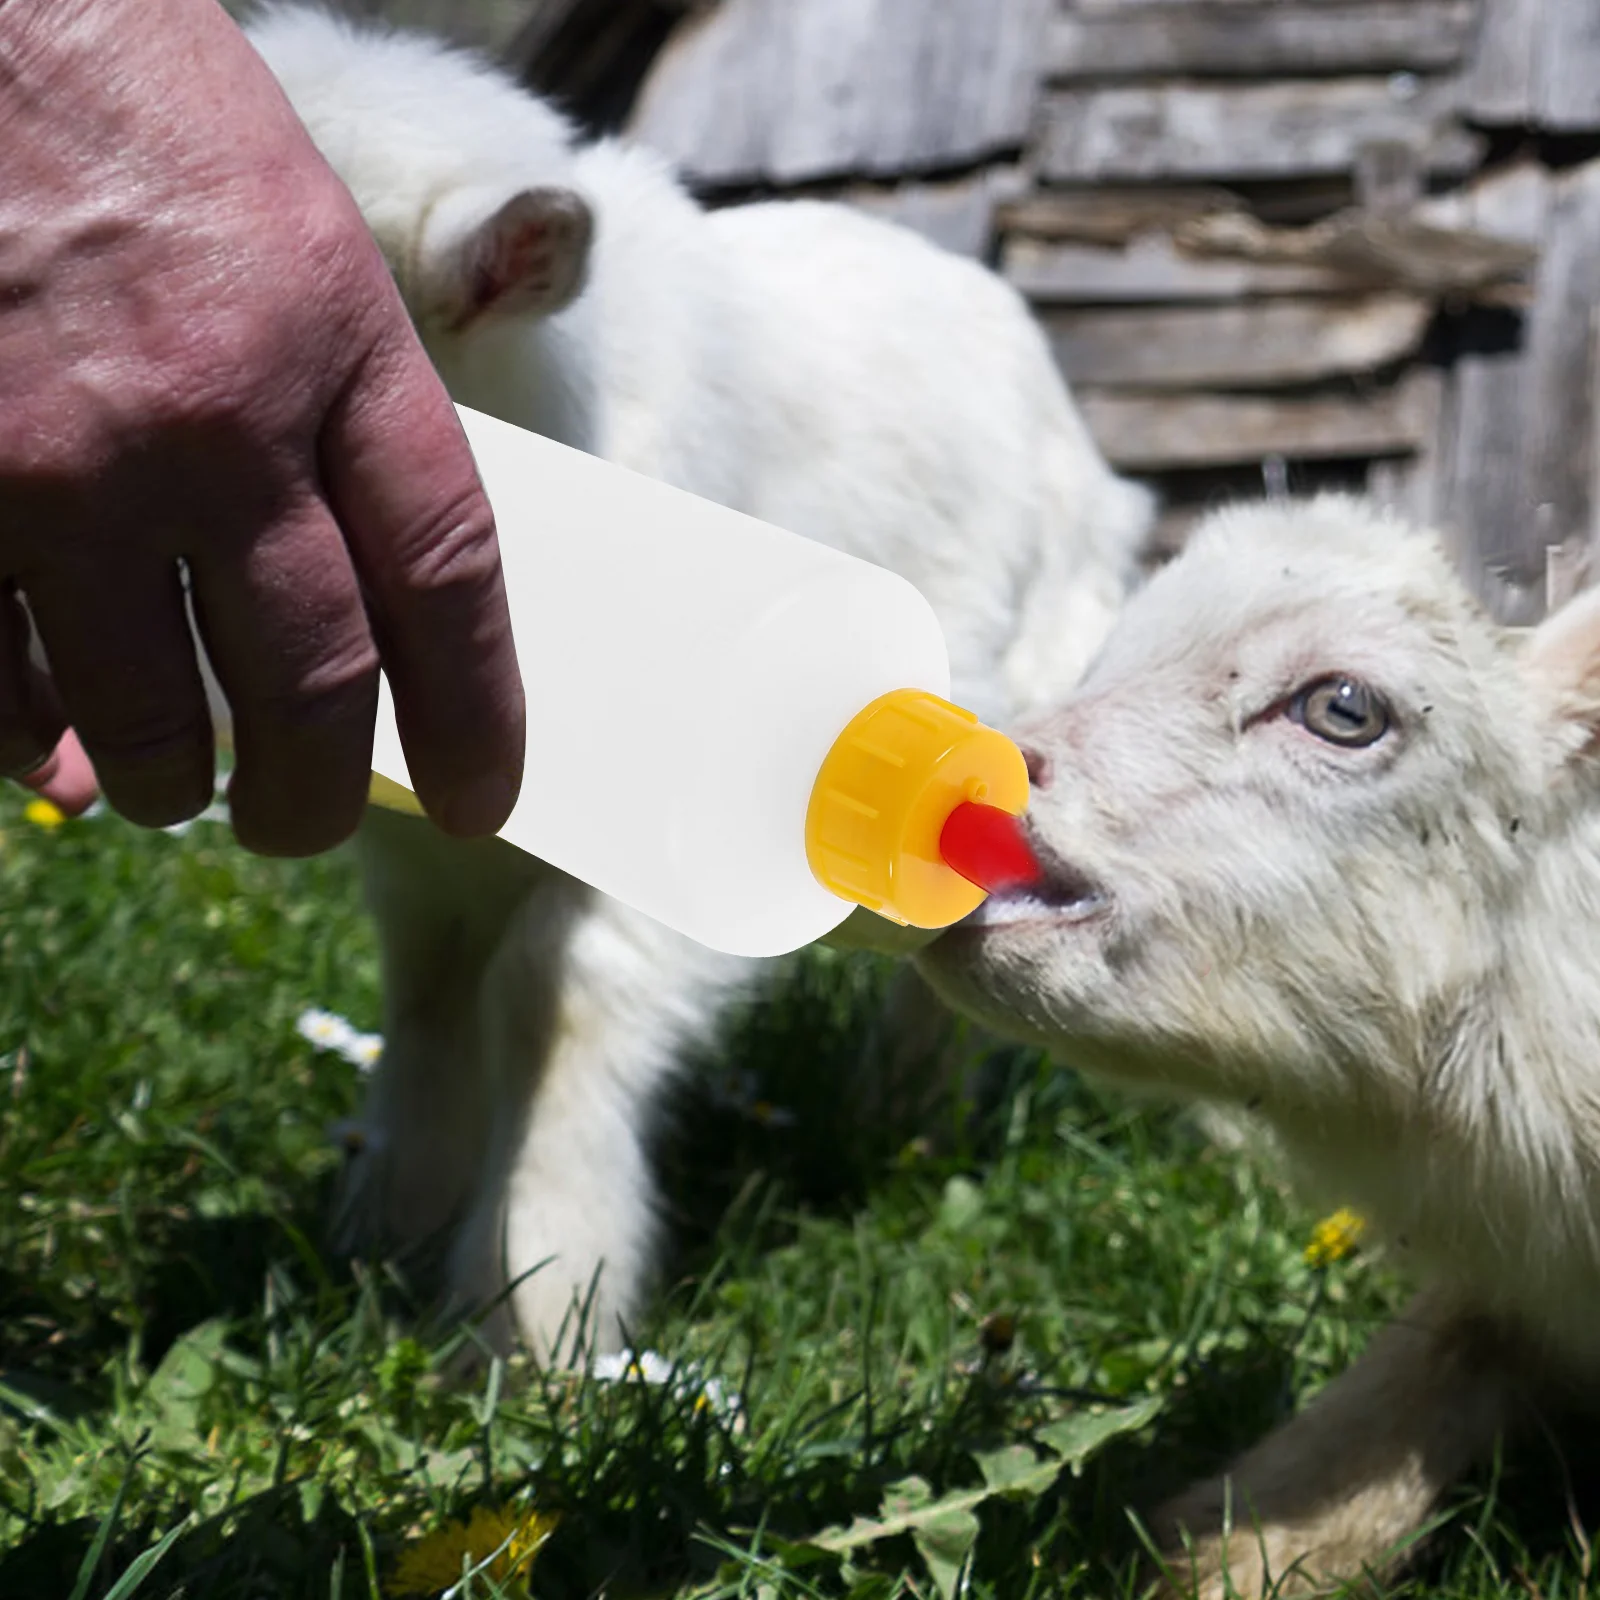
left=16, top=728, right=100, bottom=816
left=186, top=496, right=378, bottom=858
left=320, top=338, right=524, bottom=839
left=21, top=560, right=213, bottom=827
left=0, top=586, right=67, bottom=779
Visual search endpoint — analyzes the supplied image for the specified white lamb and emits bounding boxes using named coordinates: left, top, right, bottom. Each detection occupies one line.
left=919, top=494, right=1600, bottom=1596
left=239, top=4, right=1153, bottom=1357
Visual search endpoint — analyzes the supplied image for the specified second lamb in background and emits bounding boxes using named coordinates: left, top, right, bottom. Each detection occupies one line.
left=242, top=1, right=1154, bottom=1358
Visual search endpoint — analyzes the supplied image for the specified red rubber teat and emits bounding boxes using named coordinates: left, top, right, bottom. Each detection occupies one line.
left=939, top=801, right=1041, bottom=895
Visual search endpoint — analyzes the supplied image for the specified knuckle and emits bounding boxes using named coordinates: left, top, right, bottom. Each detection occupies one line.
left=238, top=628, right=379, bottom=733
left=129, top=202, right=387, bottom=444
left=82, top=707, right=209, bottom=770
left=291, top=189, right=397, bottom=337
left=387, top=488, right=502, bottom=597
left=292, top=186, right=373, bottom=274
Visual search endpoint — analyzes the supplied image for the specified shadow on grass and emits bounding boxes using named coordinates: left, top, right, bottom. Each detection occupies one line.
left=653, top=946, right=1059, bottom=1292
left=0, top=1173, right=358, bottom=1427
left=1040, top=1337, right=1600, bottom=1596
left=0, top=1484, right=370, bottom=1600
left=138, top=1204, right=340, bottom=1372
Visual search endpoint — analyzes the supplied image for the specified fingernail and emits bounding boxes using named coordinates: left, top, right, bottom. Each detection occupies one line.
left=436, top=762, right=522, bottom=838
left=15, top=748, right=60, bottom=787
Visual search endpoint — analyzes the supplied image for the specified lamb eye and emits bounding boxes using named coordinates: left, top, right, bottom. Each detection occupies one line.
left=1289, top=676, right=1389, bottom=748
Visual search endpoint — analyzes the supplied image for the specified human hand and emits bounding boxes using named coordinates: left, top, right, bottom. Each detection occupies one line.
left=0, top=0, right=524, bottom=854
left=15, top=730, right=99, bottom=819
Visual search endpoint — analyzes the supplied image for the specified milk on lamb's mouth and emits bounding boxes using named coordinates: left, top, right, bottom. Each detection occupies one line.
left=963, top=863, right=1107, bottom=928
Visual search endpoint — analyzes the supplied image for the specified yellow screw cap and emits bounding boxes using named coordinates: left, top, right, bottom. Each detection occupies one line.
left=805, top=688, right=1030, bottom=928
left=368, top=772, right=426, bottom=817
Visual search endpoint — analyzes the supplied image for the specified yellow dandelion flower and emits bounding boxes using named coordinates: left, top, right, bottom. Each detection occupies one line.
left=1304, top=1207, right=1366, bottom=1268
left=24, top=798, right=65, bottom=830
left=389, top=1504, right=559, bottom=1598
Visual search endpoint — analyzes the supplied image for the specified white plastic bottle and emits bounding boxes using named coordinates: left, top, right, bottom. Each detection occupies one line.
left=369, top=405, right=1035, bottom=958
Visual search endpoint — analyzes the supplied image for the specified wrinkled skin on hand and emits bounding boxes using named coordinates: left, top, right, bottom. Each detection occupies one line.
left=0, top=0, right=525, bottom=853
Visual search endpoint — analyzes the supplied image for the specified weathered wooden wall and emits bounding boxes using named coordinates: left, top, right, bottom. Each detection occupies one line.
left=630, top=0, right=1052, bottom=187
left=244, top=0, right=1600, bottom=623
left=625, top=0, right=1600, bottom=622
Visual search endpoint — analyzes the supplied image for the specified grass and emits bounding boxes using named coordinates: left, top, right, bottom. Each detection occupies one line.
left=0, top=784, right=1594, bottom=1599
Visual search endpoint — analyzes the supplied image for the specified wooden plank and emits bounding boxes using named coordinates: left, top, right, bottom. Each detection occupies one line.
left=1004, top=233, right=1353, bottom=302
left=1171, top=208, right=1538, bottom=301
left=1415, top=158, right=1550, bottom=244
left=1047, top=3, right=1478, bottom=80
left=998, top=179, right=1355, bottom=245
left=1470, top=0, right=1600, bottom=131
left=1546, top=539, right=1591, bottom=614
left=842, top=169, right=1021, bottom=259
left=629, top=0, right=1052, bottom=187
left=1465, top=0, right=1538, bottom=123
left=1431, top=163, right=1557, bottom=623
left=1518, top=161, right=1600, bottom=589
left=1075, top=373, right=1442, bottom=471
left=1043, top=296, right=1431, bottom=390
left=1368, top=371, right=1445, bottom=526
left=1007, top=217, right=1528, bottom=305
left=627, top=1, right=781, bottom=187
left=997, top=187, right=1247, bottom=247
left=1539, top=0, right=1600, bottom=131
left=1039, top=79, right=1483, bottom=183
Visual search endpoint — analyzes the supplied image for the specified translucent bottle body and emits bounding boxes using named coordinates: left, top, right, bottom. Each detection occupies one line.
left=370, top=406, right=952, bottom=958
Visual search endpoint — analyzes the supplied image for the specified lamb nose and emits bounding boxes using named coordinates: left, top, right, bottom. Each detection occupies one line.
left=1021, top=744, right=1052, bottom=788
left=939, top=801, right=1042, bottom=894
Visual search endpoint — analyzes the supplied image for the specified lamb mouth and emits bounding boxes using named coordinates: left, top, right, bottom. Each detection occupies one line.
left=962, top=856, right=1108, bottom=929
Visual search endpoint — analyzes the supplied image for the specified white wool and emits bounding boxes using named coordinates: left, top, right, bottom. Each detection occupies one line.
left=244, top=3, right=1152, bottom=1357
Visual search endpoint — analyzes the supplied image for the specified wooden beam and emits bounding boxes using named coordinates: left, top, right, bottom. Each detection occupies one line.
left=1076, top=373, right=1442, bottom=471
left=1004, top=233, right=1351, bottom=302
left=1172, top=209, right=1538, bottom=301
left=997, top=187, right=1248, bottom=247
left=1039, top=80, right=1483, bottom=183
left=997, top=178, right=1358, bottom=245
left=1414, top=157, right=1550, bottom=243
left=1044, top=296, right=1432, bottom=390
left=1047, top=2, right=1478, bottom=81
left=1005, top=210, right=1536, bottom=305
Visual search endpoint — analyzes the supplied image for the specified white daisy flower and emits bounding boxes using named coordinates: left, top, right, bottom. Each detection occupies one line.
left=296, top=1007, right=384, bottom=1072
left=589, top=1348, right=741, bottom=1424
left=345, top=1033, right=384, bottom=1070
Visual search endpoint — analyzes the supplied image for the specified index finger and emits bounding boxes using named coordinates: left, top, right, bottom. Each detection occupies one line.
left=320, top=336, right=525, bottom=840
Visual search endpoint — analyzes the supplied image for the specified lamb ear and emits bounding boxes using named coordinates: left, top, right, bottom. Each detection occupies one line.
left=1522, top=584, right=1600, bottom=755
left=448, top=186, right=593, bottom=330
